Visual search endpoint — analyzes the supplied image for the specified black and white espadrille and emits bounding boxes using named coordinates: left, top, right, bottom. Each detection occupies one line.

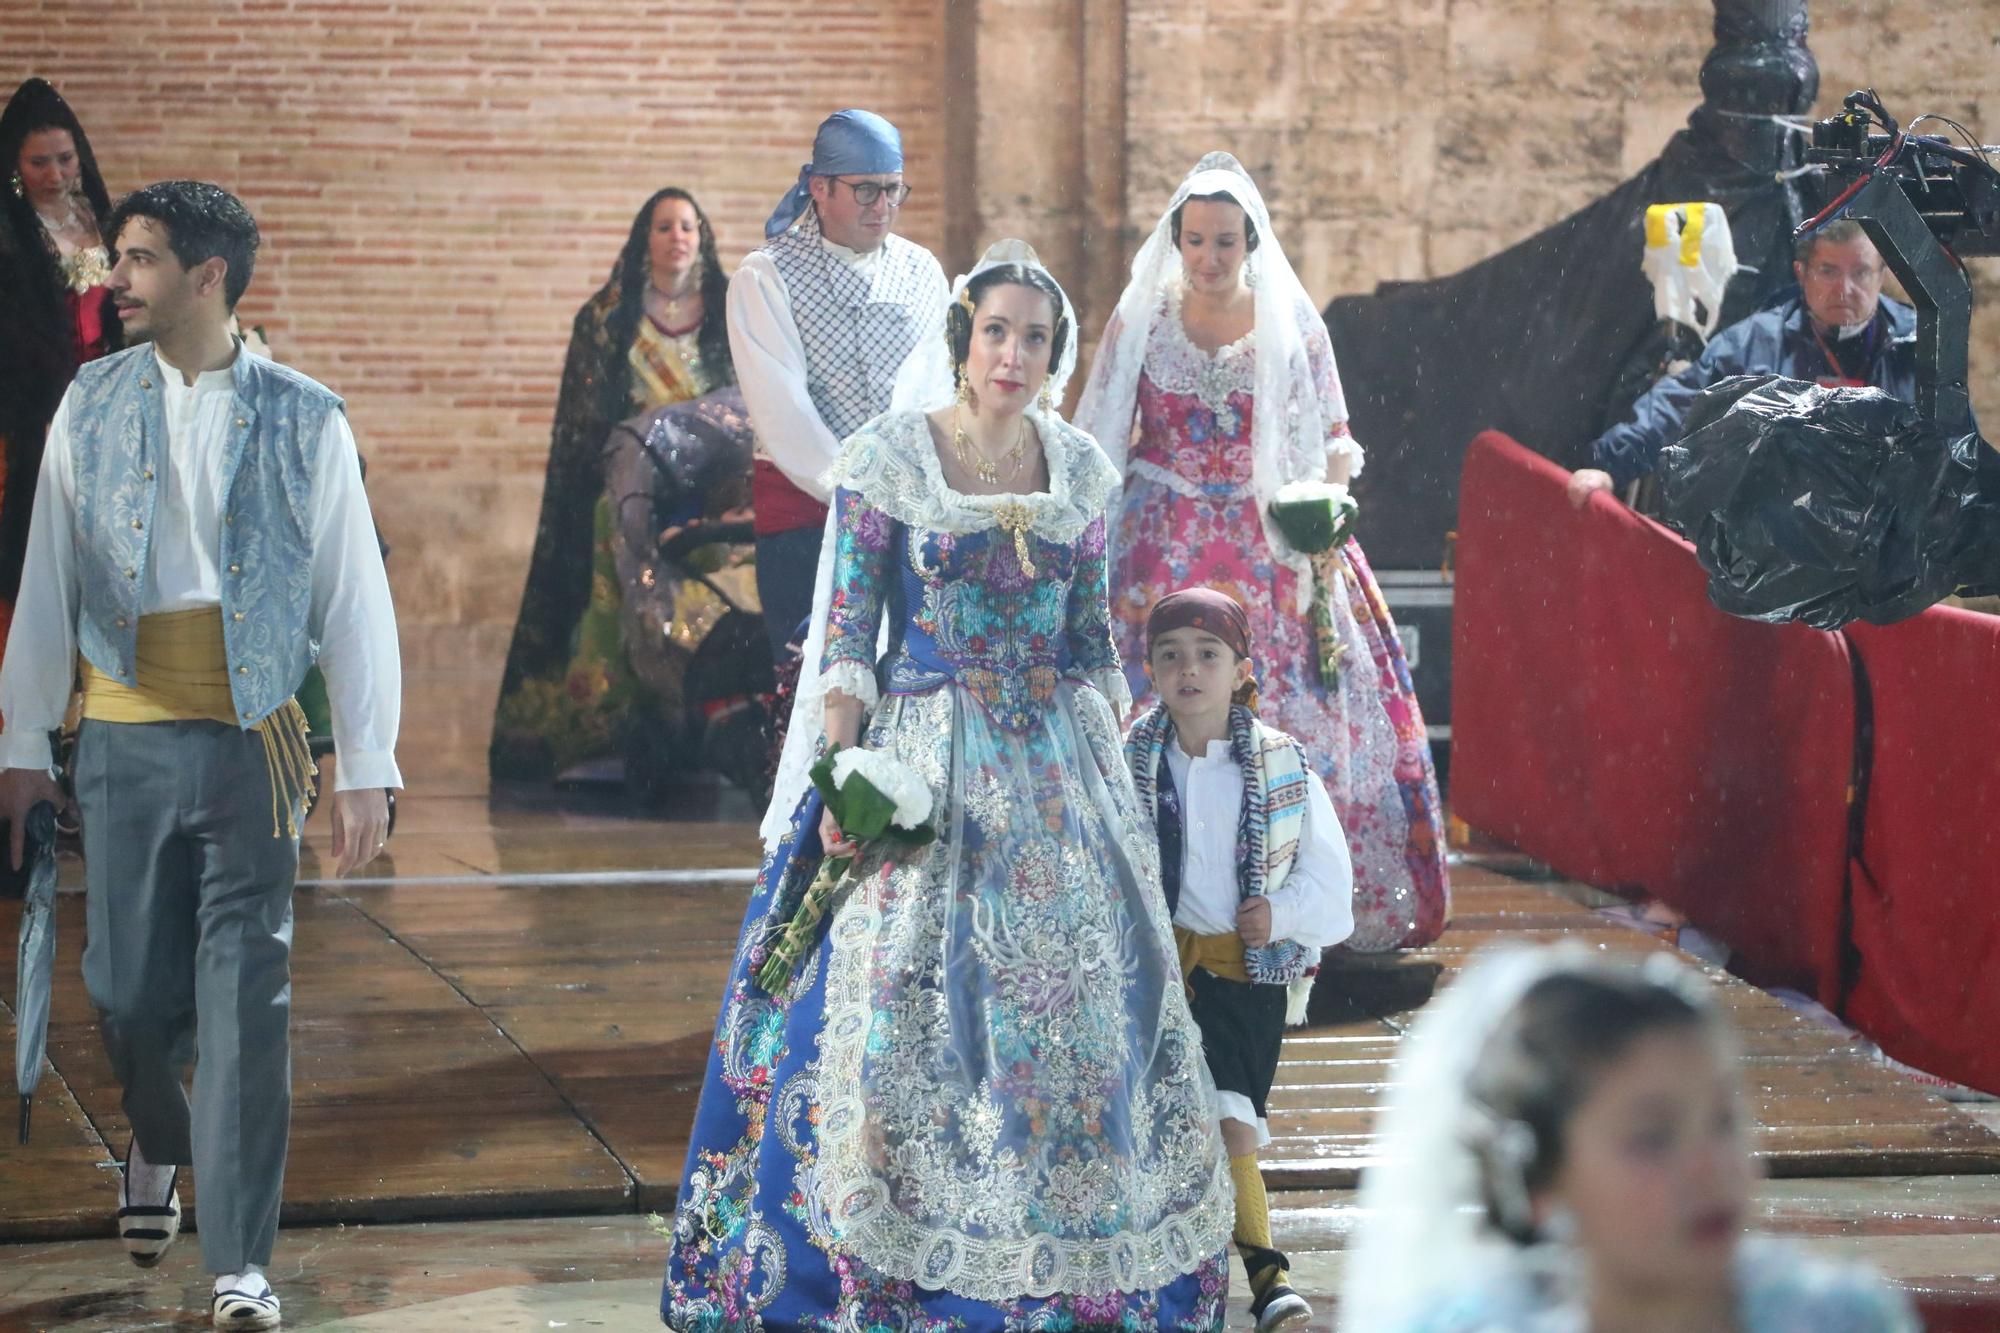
left=211, top=1283, right=282, bottom=1330
left=1250, top=1283, right=1312, bottom=1333
left=116, top=1140, right=181, bottom=1268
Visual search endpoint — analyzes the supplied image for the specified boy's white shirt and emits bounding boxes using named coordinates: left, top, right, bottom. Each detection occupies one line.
left=1163, top=731, right=1356, bottom=949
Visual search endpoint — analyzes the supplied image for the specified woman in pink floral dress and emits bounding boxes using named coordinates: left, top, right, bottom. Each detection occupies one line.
left=1076, top=152, right=1448, bottom=951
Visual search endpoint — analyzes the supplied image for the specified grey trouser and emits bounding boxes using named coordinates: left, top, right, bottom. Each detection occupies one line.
left=75, top=717, right=300, bottom=1273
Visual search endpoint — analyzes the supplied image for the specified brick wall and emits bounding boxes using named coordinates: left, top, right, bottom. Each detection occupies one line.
left=1122, top=0, right=2000, bottom=422
left=10, top=0, right=1998, bottom=686
left=5, top=0, right=948, bottom=669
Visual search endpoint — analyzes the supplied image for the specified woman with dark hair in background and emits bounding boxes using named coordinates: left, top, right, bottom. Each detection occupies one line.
left=492, top=187, right=739, bottom=787
left=0, top=77, right=120, bottom=665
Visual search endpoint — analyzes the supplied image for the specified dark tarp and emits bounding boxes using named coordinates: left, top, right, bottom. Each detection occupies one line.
left=1325, top=0, right=1817, bottom=567
left=1659, top=374, right=2000, bottom=629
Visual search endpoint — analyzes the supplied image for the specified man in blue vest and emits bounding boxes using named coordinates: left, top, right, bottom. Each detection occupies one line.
left=0, top=181, right=400, bottom=1330
left=1568, top=221, right=1917, bottom=507
left=729, top=109, right=950, bottom=655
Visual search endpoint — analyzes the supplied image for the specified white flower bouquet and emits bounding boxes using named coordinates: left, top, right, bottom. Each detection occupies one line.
left=1270, top=480, right=1360, bottom=688
left=1269, top=479, right=1360, bottom=554
left=753, top=744, right=937, bottom=992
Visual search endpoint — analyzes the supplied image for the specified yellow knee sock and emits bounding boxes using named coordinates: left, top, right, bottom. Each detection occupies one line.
left=1230, top=1153, right=1272, bottom=1249
left=1229, top=1153, right=1289, bottom=1298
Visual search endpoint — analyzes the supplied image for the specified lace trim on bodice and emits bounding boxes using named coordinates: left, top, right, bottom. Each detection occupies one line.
left=828, top=409, right=1117, bottom=544
left=1136, top=284, right=1366, bottom=490
left=1141, top=284, right=1257, bottom=416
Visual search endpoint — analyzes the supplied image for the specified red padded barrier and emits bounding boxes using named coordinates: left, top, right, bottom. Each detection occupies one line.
left=1450, top=432, right=1856, bottom=1001
left=1843, top=609, right=2000, bottom=1093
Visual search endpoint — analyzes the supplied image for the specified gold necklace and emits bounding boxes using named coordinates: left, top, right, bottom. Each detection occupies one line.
left=952, top=406, right=1028, bottom=486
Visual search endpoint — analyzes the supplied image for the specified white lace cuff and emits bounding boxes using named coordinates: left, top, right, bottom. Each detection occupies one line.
left=1327, top=430, right=1366, bottom=479
left=816, top=658, right=880, bottom=710
left=1073, top=666, right=1133, bottom=721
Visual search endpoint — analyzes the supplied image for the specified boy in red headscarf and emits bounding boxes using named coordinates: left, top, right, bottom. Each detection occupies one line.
left=1124, top=587, right=1355, bottom=1333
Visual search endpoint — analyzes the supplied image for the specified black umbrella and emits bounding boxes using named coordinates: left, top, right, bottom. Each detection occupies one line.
left=12, top=800, right=58, bottom=1144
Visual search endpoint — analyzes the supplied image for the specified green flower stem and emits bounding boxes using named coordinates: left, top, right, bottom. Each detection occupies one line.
left=754, top=852, right=852, bottom=993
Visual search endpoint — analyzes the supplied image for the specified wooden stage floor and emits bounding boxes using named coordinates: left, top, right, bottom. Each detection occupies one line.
left=5, top=786, right=1998, bottom=1246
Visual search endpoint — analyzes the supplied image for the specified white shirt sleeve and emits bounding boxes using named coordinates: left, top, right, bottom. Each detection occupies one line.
left=308, top=412, right=404, bottom=791
left=0, top=394, right=80, bottom=774
left=1265, top=770, right=1356, bottom=949
left=727, top=254, right=843, bottom=502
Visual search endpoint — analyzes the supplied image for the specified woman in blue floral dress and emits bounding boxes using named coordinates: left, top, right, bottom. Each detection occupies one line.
left=660, top=242, right=1233, bottom=1332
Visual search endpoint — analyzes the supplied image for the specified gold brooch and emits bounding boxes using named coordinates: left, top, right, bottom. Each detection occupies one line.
left=992, top=500, right=1037, bottom=578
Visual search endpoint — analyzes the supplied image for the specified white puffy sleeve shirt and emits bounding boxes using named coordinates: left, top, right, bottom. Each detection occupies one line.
left=0, top=346, right=403, bottom=791
left=1164, top=733, right=1355, bottom=950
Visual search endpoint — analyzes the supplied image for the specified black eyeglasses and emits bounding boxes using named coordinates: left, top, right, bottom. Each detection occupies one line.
left=831, top=178, right=913, bottom=208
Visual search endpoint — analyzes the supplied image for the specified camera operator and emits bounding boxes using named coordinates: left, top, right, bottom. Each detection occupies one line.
left=1569, top=222, right=1915, bottom=507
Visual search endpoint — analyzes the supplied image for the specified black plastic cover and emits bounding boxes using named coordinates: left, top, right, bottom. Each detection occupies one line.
left=1659, top=374, right=2000, bottom=628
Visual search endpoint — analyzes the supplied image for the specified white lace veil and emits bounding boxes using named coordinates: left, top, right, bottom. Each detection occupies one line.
left=760, top=239, right=1084, bottom=848
left=1072, top=151, right=1351, bottom=612
left=1337, top=946, right=1577, bottom=1330
left=1340, top=945, right=1734, bottom=1330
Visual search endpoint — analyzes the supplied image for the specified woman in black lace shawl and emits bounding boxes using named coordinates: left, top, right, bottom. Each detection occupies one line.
left=0, top=78, right=120, bottom=664
left=492, top=188, right=734, bottom=781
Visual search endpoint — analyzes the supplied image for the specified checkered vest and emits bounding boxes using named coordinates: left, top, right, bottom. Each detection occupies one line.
left=762, top=210, right=941, bottom=441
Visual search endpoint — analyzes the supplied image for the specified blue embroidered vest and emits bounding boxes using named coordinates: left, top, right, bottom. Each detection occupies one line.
left=67, top=344, right=341, bottom=728
left=762, top=212, right=938, bottom=441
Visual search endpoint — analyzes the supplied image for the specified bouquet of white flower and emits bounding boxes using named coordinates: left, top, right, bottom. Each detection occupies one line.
left=1269, top=479, right=1360, bottom=555
left=753, top=744, right=937, bottom=992
left=1270, top=480, right=1360, bottom=688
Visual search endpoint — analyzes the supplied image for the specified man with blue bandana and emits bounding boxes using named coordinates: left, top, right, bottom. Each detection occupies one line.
left=728, top=109, right=949, bottom=656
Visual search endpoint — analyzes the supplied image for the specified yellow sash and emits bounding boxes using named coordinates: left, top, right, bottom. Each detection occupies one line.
left=80, top=607, right=317, bottom=837
left=628, top=316, right=707, bottom=409
left=1175, top=926, right=1251, bottom=986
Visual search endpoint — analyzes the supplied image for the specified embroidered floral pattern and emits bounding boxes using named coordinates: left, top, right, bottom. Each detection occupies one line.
left=811, top=673, right=1230, bottom=1301
left=821, top=412, right=1126, bottom=736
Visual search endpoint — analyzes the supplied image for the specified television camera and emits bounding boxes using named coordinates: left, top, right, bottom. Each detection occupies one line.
left=1802, top=89, right=2000, bottom=436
